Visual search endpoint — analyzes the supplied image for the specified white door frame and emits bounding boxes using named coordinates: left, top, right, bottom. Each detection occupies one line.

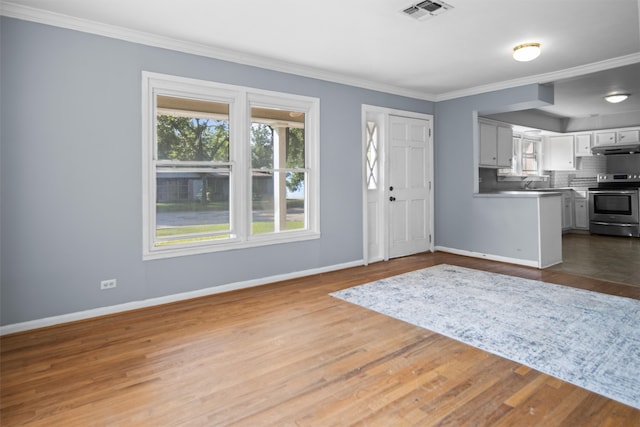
left=361, top=105, right=434, bottom=265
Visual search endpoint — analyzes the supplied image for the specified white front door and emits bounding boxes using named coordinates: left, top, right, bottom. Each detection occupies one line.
left=388, top=115, right=431, bottom=258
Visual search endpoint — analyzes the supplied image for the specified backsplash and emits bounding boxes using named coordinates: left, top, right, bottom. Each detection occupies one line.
left=479, top=155, right=606, bottom=192
left=547, top=156, right=606, bottom=188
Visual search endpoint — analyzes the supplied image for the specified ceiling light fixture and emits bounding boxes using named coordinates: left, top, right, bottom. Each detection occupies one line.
left=604, top=93, right=629, bottom=104
left=512, top=43, right=541, bottom=62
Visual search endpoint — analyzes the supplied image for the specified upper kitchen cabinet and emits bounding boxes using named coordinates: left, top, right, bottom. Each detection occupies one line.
left=479, top=120, right=513, bottom=168
left=594, top=131, right=616, bottom=146
left=574, top=134, right=592, bottom=157
left=594, top=128, right=640, bottom=146
left=543, top=135, right=575, bottom=170
left=618, top=129, right=640, bottom=144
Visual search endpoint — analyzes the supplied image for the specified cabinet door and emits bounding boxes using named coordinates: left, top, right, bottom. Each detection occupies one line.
left=544, top=136, right=575, bottom=170
left=574, top=199, right=588, bottom=229
left=575, top=134, right=592, bottom=156
left=595, top=132, right=616, bottom=145
left=618, top=130, right=640, bottom=144
left=479, top=122, right=498, bottom=166
left=562, top=193, right=574, bottom=230
left=496, top=126, right=513, bottom=167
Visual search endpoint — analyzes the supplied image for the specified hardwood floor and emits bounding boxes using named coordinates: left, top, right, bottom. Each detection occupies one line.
left=2, top=252, right=639, bottom=426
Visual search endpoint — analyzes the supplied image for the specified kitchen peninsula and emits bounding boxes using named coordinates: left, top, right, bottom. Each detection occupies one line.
left=473, top=190, right=563, bottom=269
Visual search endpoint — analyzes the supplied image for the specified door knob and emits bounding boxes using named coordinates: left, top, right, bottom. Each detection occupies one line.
left=389, top=186, right=394, bottom=191
left=390, top=196, right=396, bottom=201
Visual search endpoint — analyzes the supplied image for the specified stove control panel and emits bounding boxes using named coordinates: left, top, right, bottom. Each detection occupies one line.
left=597, top=173, right=640, bottom=183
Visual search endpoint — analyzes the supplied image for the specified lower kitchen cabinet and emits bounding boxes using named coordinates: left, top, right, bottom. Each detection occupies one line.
left=562, top=192, right=574, bottom=230
left=574, top=197, right=589, bottom=230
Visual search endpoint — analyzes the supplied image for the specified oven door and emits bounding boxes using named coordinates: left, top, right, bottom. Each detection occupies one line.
left=589, top=189, right=639, bottom=224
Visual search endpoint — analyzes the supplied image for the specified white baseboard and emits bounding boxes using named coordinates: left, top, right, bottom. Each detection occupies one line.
left=0, top=259, right=364, bottom=336
left=435, top=246, right=539, bottom=269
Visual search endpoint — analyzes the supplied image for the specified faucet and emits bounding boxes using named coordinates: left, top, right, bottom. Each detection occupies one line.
left=522, top=177, right=534, bottom=189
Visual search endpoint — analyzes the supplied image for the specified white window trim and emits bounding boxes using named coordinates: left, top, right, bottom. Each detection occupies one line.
left=142, top=72, right=320, bottom=260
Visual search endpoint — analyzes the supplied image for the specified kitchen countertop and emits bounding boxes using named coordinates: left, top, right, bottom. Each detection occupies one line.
left=477, top=186, right=593, bottom=198
left=475, top=190, right=563, bottom=198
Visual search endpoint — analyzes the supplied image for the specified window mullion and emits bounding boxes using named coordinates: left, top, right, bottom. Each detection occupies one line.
left=232, top=93, right=248, bottom=241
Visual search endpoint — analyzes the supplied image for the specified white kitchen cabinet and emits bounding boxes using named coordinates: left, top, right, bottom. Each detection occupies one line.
left=573, top=197, right=589, bottom=230
left=574, top=133, right=592, bottom=156
left=594, top=131, right=616, bottom=145
left=496, top=126, right=513, bottom=167
left=544, top=135, right=575, bottom=170
left=618, top=130, right=640, bottom=144
left=562, top=191, right=574, bottom=230
left=479, top=122, right=497, bottom=166
left=479, top=121, right=513, bottom=168
left=594, top=129, right=640, bottom=145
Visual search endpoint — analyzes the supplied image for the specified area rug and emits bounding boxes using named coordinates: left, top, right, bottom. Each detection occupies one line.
left=330, top=264, right=640, bottom=409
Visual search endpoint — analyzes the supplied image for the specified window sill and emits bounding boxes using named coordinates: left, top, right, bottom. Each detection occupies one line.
left=143, top=231, right=321, bottom=261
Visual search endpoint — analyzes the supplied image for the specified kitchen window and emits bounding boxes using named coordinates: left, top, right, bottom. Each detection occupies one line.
left=142, top=72, right=320, bottom=260
left=499, top=134, right=543, bottom=177
left=519, top=137, right=542, bottom=175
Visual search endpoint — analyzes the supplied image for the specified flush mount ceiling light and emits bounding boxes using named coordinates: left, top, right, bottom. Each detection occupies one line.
left=513, top=43, right=541, bottom=62
left=604, top=93, right=630, bottom=104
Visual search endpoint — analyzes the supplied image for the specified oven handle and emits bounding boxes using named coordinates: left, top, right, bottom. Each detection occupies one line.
left=591, top=221, right=640, bottom=227
left=589, top=190, right=639, bottom=195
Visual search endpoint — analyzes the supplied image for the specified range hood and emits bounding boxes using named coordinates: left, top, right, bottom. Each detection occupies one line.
left=591, top=143, right=640, bottom=155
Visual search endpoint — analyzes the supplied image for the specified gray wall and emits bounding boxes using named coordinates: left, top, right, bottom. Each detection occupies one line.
left=433, top=84, right=554, bottom=261
left=0, top=17, right=434, bottom=325
left=1, top=17, right=559, bottom=327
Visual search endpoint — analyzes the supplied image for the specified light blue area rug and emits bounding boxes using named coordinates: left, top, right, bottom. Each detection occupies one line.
left=330, top=264, right=640, bottom=409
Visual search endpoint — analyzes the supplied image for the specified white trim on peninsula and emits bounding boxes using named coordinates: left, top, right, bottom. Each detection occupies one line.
left=435, top=246, right=539, bottom=269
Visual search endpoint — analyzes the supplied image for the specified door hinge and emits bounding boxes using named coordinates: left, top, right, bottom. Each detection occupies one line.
left=429, top=128, right=431, bottom=137
left=429, top=234, right=432, bottom=243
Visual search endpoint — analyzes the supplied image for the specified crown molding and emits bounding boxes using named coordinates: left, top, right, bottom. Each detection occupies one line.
left=435, top=52, right=640, bottom=102
left=3, top=2, right=639, bottom=104
left=0, top=2, right=437, bottom=101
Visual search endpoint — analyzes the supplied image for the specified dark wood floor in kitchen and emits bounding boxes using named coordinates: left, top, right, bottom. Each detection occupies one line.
left=549, top=233, right=640, bottom=287
left=2, top=252, right=639, bottom=426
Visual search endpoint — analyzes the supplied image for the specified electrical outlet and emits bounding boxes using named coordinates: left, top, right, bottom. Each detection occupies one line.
left=100, top=279, right=117, bottom=290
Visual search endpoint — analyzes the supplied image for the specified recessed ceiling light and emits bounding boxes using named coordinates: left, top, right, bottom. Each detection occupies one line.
left=604, top=94, right=629, bottom=103
left=513, top=43, right=541, bottom=62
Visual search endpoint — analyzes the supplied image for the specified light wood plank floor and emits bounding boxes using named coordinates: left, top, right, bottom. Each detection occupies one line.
left=2, top=252, right=639, bottom=426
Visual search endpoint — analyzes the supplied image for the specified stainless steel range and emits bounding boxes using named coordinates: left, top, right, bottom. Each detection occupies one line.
left=589, top=153, right=640, bottom=237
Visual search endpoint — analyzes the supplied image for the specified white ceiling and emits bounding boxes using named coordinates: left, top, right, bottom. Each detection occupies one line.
left=3, top=0, right=640, bottom=128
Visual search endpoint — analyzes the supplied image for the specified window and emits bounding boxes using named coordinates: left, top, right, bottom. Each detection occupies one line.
left=499, top=134, right=542, bottom=177
left=365, top=121, right=379, bottom=190
left=249, top=103, right=307, bottom=235
left=520, top=137, right=541, bottom=175
left=142, top=73, right=319, bottom=259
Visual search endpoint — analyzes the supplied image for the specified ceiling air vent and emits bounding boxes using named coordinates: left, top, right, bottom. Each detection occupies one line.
left=402, top=1, right=454, bottom=20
